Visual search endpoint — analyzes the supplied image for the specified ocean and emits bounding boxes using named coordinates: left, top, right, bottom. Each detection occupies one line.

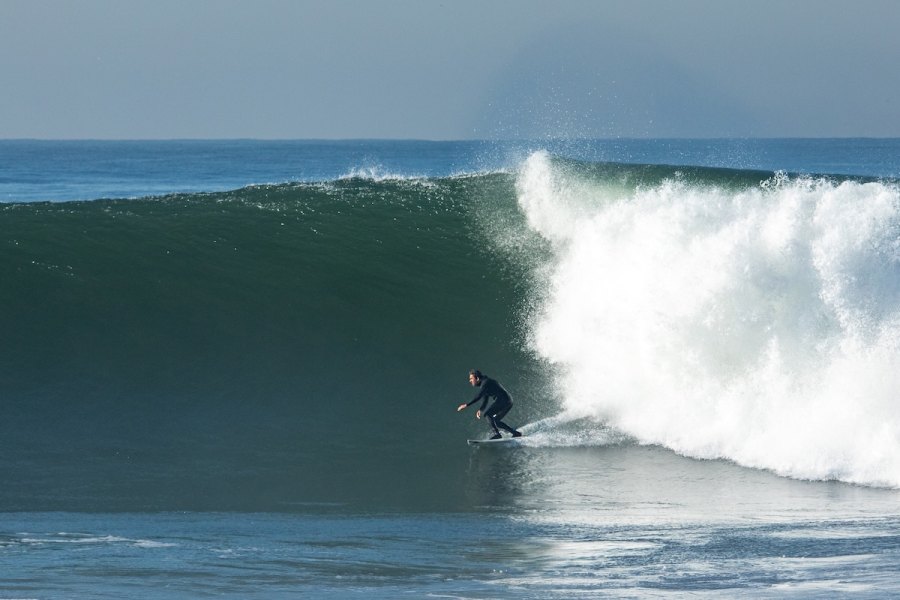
left=2, top=138, right=899, bottom=597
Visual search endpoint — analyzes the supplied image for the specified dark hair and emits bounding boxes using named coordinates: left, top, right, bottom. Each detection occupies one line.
left=469, top=369, right=483, bottom=379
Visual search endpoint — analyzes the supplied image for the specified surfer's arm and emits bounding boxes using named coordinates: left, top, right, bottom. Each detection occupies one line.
left=458, top=387, right=487, bottom=412
left=476, top=382, right=495, bottom=413
left=469, top=388, right=487, bottom=408
left=474, top=395, right=490, bottom=418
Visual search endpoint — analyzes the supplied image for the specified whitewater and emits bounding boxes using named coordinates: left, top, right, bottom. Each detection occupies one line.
left=517, top=151, right=900, bottom=488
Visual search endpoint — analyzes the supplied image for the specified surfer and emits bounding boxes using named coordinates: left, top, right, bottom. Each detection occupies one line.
left=457, top=370, right=522, bottom=439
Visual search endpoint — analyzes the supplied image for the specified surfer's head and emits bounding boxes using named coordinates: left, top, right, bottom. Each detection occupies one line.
left=468, top=369, right=483, bottom=386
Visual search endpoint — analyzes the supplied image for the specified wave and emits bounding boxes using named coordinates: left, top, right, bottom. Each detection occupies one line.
left=517, top=151, right=900, bottom=488
left=0, top=173, right=536, bottom=389
left=0, top=173, right=542, bottom=511
left=2, top=153, right=899, bottom=512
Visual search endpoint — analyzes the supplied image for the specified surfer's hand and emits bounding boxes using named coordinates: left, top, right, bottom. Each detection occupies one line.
left=457, top=403, right=467, bottom=412
left=476, top=410, right=481, bottom=419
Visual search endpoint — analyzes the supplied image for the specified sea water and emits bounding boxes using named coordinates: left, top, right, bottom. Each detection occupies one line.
left=1, top=139, right=899, bottom=597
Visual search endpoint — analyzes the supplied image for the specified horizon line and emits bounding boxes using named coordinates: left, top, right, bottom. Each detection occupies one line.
left=4, top=135, right=900, bottom=143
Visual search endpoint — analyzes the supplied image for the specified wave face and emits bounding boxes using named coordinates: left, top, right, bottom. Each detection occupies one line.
left=0, top=175, right=541, bottom=510
left=3, top=150, right=900, bottom=511
left=518, top=151, right=900, bottom=488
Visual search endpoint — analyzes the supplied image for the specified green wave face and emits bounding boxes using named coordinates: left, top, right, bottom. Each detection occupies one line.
left=0, top=173, right=548, bottom=510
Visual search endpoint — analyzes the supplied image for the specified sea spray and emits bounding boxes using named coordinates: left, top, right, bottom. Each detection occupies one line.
left=517, top=151, right=900, bottom=487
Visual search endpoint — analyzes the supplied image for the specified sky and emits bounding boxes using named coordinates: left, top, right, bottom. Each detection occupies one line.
left=2, top=0, right=899, bottom=139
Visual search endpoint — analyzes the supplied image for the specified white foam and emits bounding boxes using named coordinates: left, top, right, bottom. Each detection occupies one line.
left=517, top=151, right=900, bottom=487
left=19, top=533, right=176, bottom=548
left=519, top=413, right=630, bottom=448
left=338, top=165, right=424, bottom=182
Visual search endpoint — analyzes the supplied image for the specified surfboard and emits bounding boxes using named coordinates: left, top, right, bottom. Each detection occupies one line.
left=467, top=436, right=523, bottom=445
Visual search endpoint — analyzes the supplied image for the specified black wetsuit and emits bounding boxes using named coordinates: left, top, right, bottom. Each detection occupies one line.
left=466, top=376, right=519, bottom=436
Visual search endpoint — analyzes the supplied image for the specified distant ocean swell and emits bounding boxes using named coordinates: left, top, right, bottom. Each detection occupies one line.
left=2, top=153, right=899, bottom=511
left=518, top=151, right=900, bottom=488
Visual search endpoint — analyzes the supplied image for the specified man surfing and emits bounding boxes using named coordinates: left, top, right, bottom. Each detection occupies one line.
left=457, top=369, right=522, bottom=439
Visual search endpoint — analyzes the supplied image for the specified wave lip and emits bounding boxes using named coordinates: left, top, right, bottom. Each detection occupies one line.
left=517, top=151, right=900, bottom=488
left=338, top=165, right=425, bottom=182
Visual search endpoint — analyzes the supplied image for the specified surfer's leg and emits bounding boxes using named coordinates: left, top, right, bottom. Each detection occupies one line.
left=492, top=404, right=521, bottom=437
left=487, top=403, right=520, bottom=437
left=485, top=403, right=503, bottom=437
left=486, top=416, right=502, bottom=436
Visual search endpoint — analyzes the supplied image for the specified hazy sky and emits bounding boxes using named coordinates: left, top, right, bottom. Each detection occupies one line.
left=3, top=0, right=899, bottom=139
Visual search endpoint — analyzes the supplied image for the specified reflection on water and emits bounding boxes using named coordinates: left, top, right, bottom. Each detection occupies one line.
left=460, top=443, right=900, bottom=596
left=465, top=443, right=900, bottom=524
left=3, top=445, right=899, bottom=599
